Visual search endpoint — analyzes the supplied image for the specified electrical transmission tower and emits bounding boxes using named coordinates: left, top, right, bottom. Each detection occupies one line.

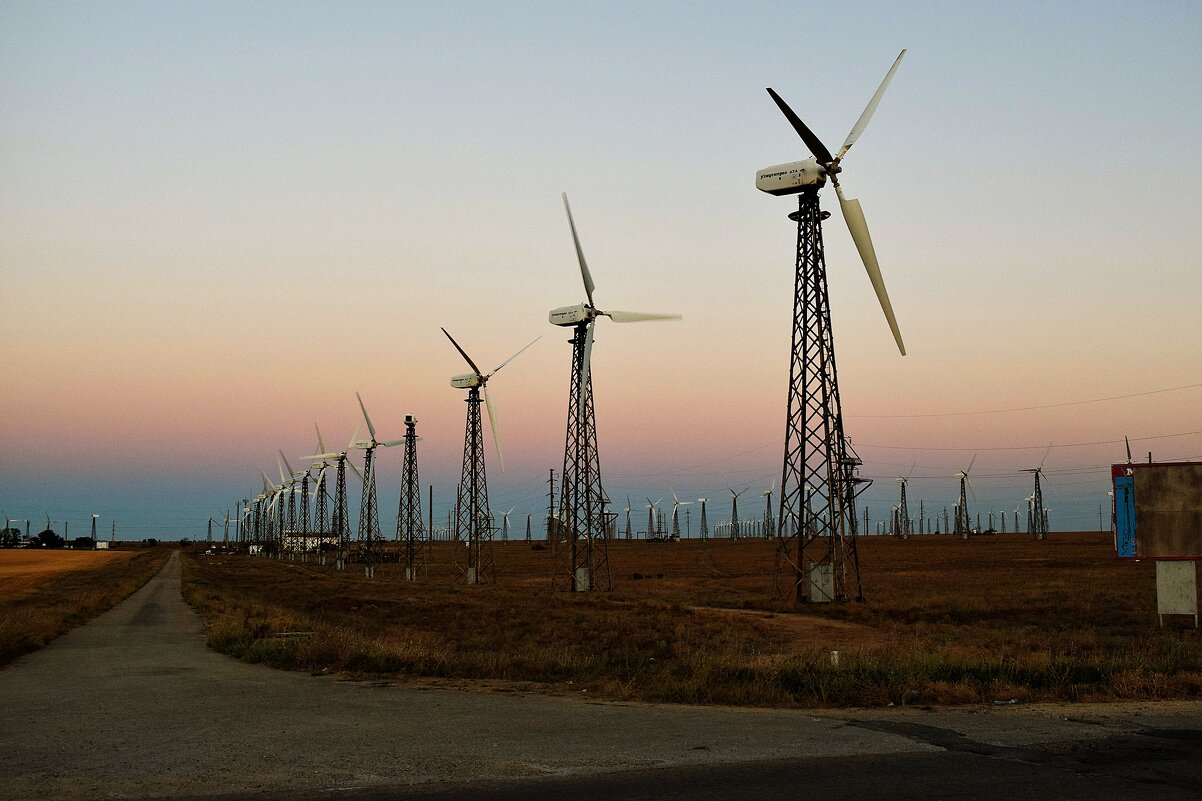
left=698, top=497, right=709, bottom=539
left=396, top=414, right=428, bottom=580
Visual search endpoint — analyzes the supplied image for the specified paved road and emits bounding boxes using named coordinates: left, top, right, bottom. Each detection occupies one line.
left=3, top=552, right=1202, bottom=800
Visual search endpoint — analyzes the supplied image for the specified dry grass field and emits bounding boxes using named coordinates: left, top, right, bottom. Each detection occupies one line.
left=0, top=548, right=171, bottom=666
left=0, top=551, right=140, bottom=602
left=181, top=533, right=1202, bottom=707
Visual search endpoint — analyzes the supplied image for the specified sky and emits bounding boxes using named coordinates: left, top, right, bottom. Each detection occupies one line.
left=2, top=1, right=1200, bottom=540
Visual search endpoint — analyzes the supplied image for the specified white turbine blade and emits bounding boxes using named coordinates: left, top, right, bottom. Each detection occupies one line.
left=301, top=452, right=339, bottom=462
left=605, top=311, right=683, bottom=323
left=1039, top=443, right=1053, bottom=470
left=838, top=49, right=907, bottom=160
left=277, top=457, right=288, bottom=485
left=488, top=335, right=541, bottom=377
left=279, top=450, right=297, bottom=479
left=966, top=453, right=977, bottom=475
left=483, top=384, right=505, bottom=472
left=967, top=477, right=977, bottom=502
left=836, top=185, right=905, bottom=355
left=347, top=424, right=360, bottom=451
left=356, top=392, right=377, bottom=441
left=562, top=193, right=595, bottom=307
left=577, top=322, right=595, bottom=420
left=315, top=423, right=326, bottom=454
left=347, top=458, right=363, bottom=481
left=379, top=439, right=405, bottom=448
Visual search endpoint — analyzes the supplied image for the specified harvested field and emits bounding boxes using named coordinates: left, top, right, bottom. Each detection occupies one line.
left=0, top=548, right=171, bottom=666
left=182, top=533, right=1202, bottom=707
left=0, top=551, right=141, bottom=603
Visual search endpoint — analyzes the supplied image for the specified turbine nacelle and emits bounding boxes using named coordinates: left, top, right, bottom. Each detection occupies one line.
left=451, top=373, right=484, bottom=389
left=549, top=303, right=597, bottom=327
left=755, top=158, right=827, bottom=196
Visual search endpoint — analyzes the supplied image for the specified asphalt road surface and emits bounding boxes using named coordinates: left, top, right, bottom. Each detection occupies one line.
left=3, top=552, right=1202, bottom=800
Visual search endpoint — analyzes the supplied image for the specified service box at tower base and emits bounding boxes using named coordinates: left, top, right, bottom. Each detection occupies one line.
left=1113, top=461, right=1202, bottom=559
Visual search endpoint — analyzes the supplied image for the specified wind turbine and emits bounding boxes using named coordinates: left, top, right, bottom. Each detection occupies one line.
left=760, top=50, right=907, bottom=603
left=954, top=454, right=977, bottom=538
left=442, top=327, right=538, bottom=584
left=550, top=194, right=681, bottom=590
left=350, top=392, right=403, bottom=571
left=896, top=462, right=915, bottom=538
left=698, top=496, right=710, bottom=539
left=729, top=487, right=748, bottom=539
left=308, top=424, right=335, bottom=556
left=623, top=496, right=633, bottom=540
left=396, top=413, right=427, bottom=581
left=645, top=497, right=662, bottom=541
left=1022, top=444, right=1053, bottom=541
left=762, top=479, right=776, bottom=538
left=302, top=429, right=362, bottom=567
left=498, top=507, right=516, bottom=541
left=670, top=490, right=693, bottom=540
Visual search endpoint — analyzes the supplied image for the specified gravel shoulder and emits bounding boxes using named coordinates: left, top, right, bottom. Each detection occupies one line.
left=2, top=551, right=1201, bottom=800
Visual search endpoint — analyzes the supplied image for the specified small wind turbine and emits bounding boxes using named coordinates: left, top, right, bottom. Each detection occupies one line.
left=442, top=327, right=539, bottom=584
left=697, top=496, right=710, bottom=539
left=670, top=490, right=693, bottom=540
left=350, top=393, right=404, bottom=569
left=1021, top=444, right=1052, bottom=541
left=623, top=496, right=633, bottom=540
left=551, top=194, right=680, bottom=589
left=954, top=455, right=977, bottom=538
left=729, top=487, right=749, bottom=539
left=895, top=462, right=915, bottom=538
left=302, top=428, right=363, bottom=563
left=645, top=497, right=662, bottom=540
left=762, top=479, right=776, bottom=538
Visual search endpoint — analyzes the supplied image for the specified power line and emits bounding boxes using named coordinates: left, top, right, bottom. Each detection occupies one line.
left=856, top=429, right=1202, bottom=453
left=848, top=381, right=1202, bottom=419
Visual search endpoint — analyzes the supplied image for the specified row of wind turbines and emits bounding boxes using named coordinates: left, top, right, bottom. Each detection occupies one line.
left=225, top=194, right=682, bottom=584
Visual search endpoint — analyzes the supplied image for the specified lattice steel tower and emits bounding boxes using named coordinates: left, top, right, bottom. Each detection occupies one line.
left=331, top=453, right=351, bottom=555
left=396, top=414, right=428, bottom=580
left=770, top=192, right=869, bottom=602
left=953, top=456, right=975, bottom=538
left=1022, top=446, right=1051, bottom=541
left=454, top=387, right=493, bottom=584
left=896, top=476, right=910, bottom=538
left=554, top=322, right=612, bottom=591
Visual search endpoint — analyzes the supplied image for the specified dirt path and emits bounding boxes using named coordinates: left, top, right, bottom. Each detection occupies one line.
left=2, top=552, right=1201, bottom=800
